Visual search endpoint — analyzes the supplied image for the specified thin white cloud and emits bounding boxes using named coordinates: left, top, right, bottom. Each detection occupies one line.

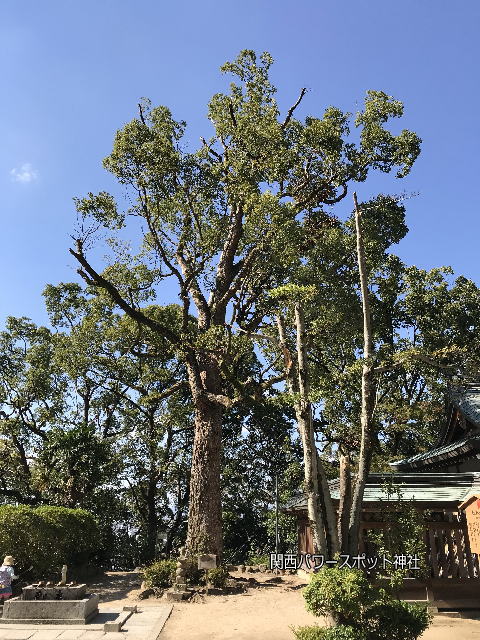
left=10, top=163, right=38, bottom=183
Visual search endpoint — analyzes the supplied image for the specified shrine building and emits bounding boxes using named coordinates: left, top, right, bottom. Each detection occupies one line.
left=284, top=383, right=480, bottom=609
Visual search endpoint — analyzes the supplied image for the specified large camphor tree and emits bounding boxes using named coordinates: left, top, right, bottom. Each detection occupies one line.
left=69, top=50, right=420, bottom=556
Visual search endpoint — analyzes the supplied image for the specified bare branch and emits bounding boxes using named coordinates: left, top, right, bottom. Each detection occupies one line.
left=138, top=103, right=147, bottom=125
left=259, top=373, right=285, bottom=390
left=200, top=137, right=222, bottom=161
left=237, top=327, right=277, bottom=343
left=228, top=101, right=237, bottom=128
left=282, top=88, right=307, bottom=129
left=204, top=392, right=235, bottom=409
left=69, top=243, right=181, bottom=345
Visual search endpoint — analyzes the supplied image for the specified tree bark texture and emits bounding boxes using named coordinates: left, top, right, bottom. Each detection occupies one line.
left=185, top=355, right=223, bottom=558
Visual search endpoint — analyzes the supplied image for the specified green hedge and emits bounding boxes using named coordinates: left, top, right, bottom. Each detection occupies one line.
left=0, top=505, right=100, bottom=577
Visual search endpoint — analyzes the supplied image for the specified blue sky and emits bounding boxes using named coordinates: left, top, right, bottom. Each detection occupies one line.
left=1, top=1, right=479, bottom=326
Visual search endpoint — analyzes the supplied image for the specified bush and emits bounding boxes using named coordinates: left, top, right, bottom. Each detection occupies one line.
left=247, top=554, right=269, bottom=566
left=303, top=568, right=376, bottom=625
left=0, top=505, right=100, bottom=577
left=292, top=625, right=364, bottom=640
left=204, top=566, right=229, bottom=588
left=302, top=568, right=431, bottom=640
left=365, top=599, right=431, bottom=640
left=143, top=559, right=176, bottom=588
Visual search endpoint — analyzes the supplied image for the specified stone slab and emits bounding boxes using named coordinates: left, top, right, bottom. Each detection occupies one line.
left=124, top=605, right=173, bottom=640
left=15, top=633, right=62, bottom=640
left=103, top=609, right=133, bottom=632
left=0, top=632, right=36, bottom=639
left=0, top=604, right=173, bottom=640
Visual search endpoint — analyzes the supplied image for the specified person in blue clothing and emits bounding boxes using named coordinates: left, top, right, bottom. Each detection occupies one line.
left=0, top=556, right=18, bottom=601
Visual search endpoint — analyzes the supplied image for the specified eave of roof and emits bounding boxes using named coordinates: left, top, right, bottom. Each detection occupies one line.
left=449, top=384, right=480, bottom=427
left=282, top=472, right=480, bottom=512
left=389, top=432, right=480, bottom=471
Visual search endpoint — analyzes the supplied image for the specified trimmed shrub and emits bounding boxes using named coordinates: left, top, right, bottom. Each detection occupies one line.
left=292, top=625, right=364, bottom=640
left=364, top=599, right=431, bottom=640
left=204, top=566, right=229, bottom=588
left=303, top=567, right=376, bottom=625
left=0, top=504, right=99, bottom=577
left=143, top=560, right=176, bottom=588
left=302, top=568, right=431, bottom=640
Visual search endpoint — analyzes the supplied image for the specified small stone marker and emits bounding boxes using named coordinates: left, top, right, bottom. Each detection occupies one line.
left=197, top=554, right=217, bottom=570
left=60, top=564, right=67, bottom=585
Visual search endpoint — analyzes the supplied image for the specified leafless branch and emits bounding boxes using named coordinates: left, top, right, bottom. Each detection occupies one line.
left=69, top=242, right=181, bottom=345
left=282, top=88, right=307, bottom=129
left=228, top=101, right=237, bottom=128
left=138, top=103, right=147, bottom=125
left=200, top=137, right=222, bottom=161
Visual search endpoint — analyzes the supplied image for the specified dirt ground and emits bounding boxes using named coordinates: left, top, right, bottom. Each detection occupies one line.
left=92, top=571, right=480, bottom=640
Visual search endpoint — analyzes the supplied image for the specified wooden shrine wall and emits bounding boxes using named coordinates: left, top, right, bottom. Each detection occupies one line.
left=298, top=510, right=480, bottom=579
left=359, top=511, right=480, bottom=579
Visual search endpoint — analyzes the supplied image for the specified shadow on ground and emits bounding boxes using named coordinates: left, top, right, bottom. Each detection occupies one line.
left=88, top=571, right=143, bottom=603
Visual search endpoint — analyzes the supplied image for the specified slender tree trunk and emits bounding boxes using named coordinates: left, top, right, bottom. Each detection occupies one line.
left=296, top=404, right=327, bottom=554
left=185, top=355, right=223, bottom=558
left=337, top=452, right=352, bottom=553
left=348, top=192, right=377, bottom=555
left=143, top=410, right=159, bottom=563
left=144, top=476, right=158, bottom=562
left=277, top=310, right=339, bottom=556
left=293, top=304, right=328, bottom=555
left=316, top=453, right=339, bottom=557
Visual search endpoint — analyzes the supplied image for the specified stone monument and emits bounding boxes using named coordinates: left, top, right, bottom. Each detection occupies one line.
left=1, top=565, right=99, bottom=625
left=166, top=547, right=190, bottom=601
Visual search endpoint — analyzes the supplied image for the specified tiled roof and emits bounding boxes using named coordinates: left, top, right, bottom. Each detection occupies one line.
left=389, top=432, right=480, bottom=471
left=388, top=384, right=480, bottom=471
left=449, top=383, right=480, bottom=426
left=283, top=472, right=480, bottom=512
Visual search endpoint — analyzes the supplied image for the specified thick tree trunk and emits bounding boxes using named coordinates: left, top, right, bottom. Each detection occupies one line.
left=185, top=355, right=223, bottom=558
left=348, top=192, right=377, bottom=555
left=186, top=397, right=223, bottom=557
